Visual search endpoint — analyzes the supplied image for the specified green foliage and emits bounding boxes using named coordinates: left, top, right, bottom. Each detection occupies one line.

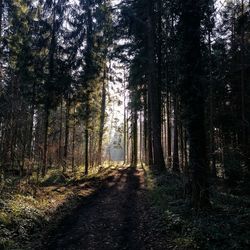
left=0, top=212, right=11, bottom=226
left=145, top=166, right=250, bottom=250
left=0, top=238, right=15, bottom=250
left=0, top=194, right=46, bottom=249
left=173, top=237, right=199, bottom=249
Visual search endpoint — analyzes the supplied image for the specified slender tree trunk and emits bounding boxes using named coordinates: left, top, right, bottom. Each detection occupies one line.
left=240, top=0, right=249, bottom=170
left=0, top=0, right=2, bottom=64
left=84, top=0, right=94, bottom=174
left=28, top=103, right=35, bottom=160
left=143, top=93, right=148, bottom=164
left=123, top=95, right=127, bottom=164
left=139, top=111, right=143, bottom=163
left=162, top=102, right=167, bottom=160
left=97, top=70, right=107, bottom=166
left=184, top=130, right=188, bottom=173
left=157, top=0, right=165, bottom=164
left=63, top=96, right=70, bottom=172
left=85, top=118, right=89, bottom=175
left=208, top=32, right=216, bottom=177
left=42, top=105, right=49, bottom=177
left=126, top=106, right=130, bottom=164
left=147, top=94, right=153, bottom=165
left=173, top=97, right=180, bottom=173
left=72, top=105, right=76, bottom=172
left=167, top=92, right=172, bottom=167
left=89, top=132, right=93, bottom=168
left=0, top=0, right=2, bottom=70
left=180, top=123, right=184, bottom=170
left=42, top=0, right=56, bottom=177
left=131, top=109, right=138, bottom=167
left=123, top=75, right=128, bottom=164
left=0, top=0, right=2, bottom=33
left=58, top=96, right=63, bottom=165
left=146, top=0, right=165, bottom=171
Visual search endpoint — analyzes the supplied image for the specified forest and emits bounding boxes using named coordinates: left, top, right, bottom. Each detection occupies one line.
left=0, top=0, right=250, bottom=249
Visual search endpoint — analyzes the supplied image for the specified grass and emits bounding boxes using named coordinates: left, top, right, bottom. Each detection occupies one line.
left=143, top=164, right=250, bottom=250
left=0, top=163, right=120, bottom=250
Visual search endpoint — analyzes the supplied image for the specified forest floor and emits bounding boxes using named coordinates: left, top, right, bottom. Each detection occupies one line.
left=41, top=165, right=169, bottom=250
left=0, top=164, right=250, bottom=250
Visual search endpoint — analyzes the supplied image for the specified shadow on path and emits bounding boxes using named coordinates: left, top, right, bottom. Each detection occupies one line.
left=45, top=167, right=145, bottom=250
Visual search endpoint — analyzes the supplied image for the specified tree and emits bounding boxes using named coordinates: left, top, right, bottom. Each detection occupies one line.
left=178, top=0, right=211, bottom=208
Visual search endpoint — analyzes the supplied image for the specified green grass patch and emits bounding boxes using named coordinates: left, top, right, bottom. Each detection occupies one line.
left=0, top=163, right=122, bottom=249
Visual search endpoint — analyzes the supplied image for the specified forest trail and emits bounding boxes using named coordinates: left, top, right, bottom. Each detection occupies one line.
left=44, top=166, right=168, bottom=250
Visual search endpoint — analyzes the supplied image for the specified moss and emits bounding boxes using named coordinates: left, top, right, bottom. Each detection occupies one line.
left=173, top=237, right=199, bottom=249
left=0, top=238, right=15, bottom=250
left=0, top=212, right=11, bottom=226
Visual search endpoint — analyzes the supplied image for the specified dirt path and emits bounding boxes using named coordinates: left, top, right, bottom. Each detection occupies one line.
left=44, top=166, right=168, bottom=250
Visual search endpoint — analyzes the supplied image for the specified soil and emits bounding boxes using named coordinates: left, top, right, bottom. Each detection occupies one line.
left=43, top=166, right=169, bottom=250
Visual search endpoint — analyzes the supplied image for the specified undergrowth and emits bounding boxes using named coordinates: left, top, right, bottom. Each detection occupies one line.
left=144, top=165, right=250, bottom=250
left=0, top=163, right=117, bottom=249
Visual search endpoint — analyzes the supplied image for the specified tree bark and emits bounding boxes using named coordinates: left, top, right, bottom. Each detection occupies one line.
left=42, top=0, right=56, bottom=177
left=179, top=0, right=210, bottom=208
left=42, top=106, right=49, bottom=177
left=208, top=31, right=216, bottom=177
left=167, top=92, right=172, bottom=167
left=146, top=0, right=165, bottom=171
left=147, top=94, right=153, bottom=165
left=123, top=78, right=127, bottom=164
left=173, top=97, right=180, bottom=173
left=85, top=116, right=89, bottom=175
left=131, top=109, right=138, bottom=167
left=97, top=69, right=107, bottom=166
left=71, top=105, right=76, bottom=172
left=58, top=96, right=63, bottom=165
left=143, top=93, right=148, bottom=164
left=64, top=95, right=70, bottom=172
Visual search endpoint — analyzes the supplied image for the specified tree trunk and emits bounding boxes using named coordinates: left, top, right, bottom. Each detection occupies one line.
left=131, top=110, right=138, bottom=167
left=139, top=111, right=143, bottom=163
left=147, top=94, right=153, bottom=165
left=179, top=0, right=210, bottom=209
left=42, top=0, right=56, bottom=177
left=146, top=0, right=165, bottom=171
left=42, top=105, right=49, bottom=177
left=208, top=32, right=216, bottom=177
left=0, top=0, right=2, bottom=64
left=28, top=103, right=35, bottom=160
left=58, top=96, right=63, bottom=165
left=123, top=91, right=127, bottom=164
left=180, top=123, right=185, bottom=170
left=143, top=93, right=148, bottom=164
left=97, top=70, right=107, bottom=166
left=173, top=97, right=180, bottom=173
left=85, top=121, right=89, bottom=176
left=126, top=106, right=130, bottom=164
left=184, top=130, right=188, bottom=173
left=240, top=0, right=249, bottom=170
left=72, top=105, right=76, bottom=172
left=64, top=96, right=70, bottom=172
left=167, top=92, right=172, bottom=167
